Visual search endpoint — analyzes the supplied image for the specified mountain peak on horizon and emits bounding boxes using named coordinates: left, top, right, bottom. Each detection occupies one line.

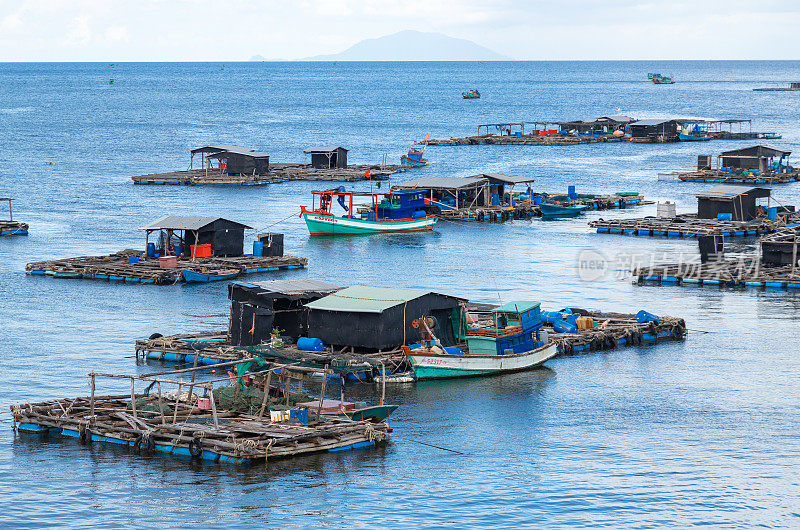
left=302, top=30, right=510, bottom=61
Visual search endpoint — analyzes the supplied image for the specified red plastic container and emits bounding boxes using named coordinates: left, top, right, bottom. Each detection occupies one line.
left=190, top=244, right=212, bottom=258
left=159, top=256, right=178, bottom=268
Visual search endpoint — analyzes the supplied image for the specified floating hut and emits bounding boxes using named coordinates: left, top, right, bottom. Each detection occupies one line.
left=11, top=360, right=390, bottom=465
left=25, top=216, right=306, bottom=284
left=753, top=82, right=800, bottom=92
left=628, top=119, right=679, bottom=142
left=132, top=145, right=402, bottom=185
left=678, top=146, right=798, bottom=184
left=0, top=198, right=28, bottom=236
left=135, top=282, right=686, bottom=381
left=590, top=185, right=796, bottom=238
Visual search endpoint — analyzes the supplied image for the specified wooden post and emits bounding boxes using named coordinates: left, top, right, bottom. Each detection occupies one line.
left=317, top=365, right=329, bottom=421
left=130, top=377, right=137, bottom=419
left=156, top=382, right=166, bottom=425
left=172, top=380, right=182, bottom=424
left=258, top=369, right=273, bottom=419
left=793, top=237, right=798, bottom=275
left=380, top=363, right=386, bottom=406
left=285, top=372, right=292, bottom=406
left=208, top=383, right=220, bottom=429
left=89, top=372, right=96, bottom=418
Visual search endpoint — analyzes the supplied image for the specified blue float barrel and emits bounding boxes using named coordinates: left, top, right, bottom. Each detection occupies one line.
left=146, top=242, right=156, bottom=257
left=491, top=193, right=500, bottom=206
left=128, top=256, right=139, bottom=264
left=174, top=245, right=183, bottom=257
left=253, top=241, right=264, bottom=257
left=553, top=319, right=578, bottom=334
left=541, top=310, right=561, bottom=324
left=297, top=337, right=324, bottom=351
left=768, top=207, right=778, bottom=221
left=533, top=197, right=541, bottom=205
left=636, top=310, right=659, bottom=324
left=568, top=185, right=577, bottom=200
left=717, top=213, right=733, bottom=221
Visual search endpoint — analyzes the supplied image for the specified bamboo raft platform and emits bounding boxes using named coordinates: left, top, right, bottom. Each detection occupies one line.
left=131, top=164, right=402, bottom=186
left=135, top=309, right=686, bottom=379
left=635, top=259, right=800, bottom=289
left=677, top=170, right=800, bottom=184
left=26, top=250, right=307, bottom=285
left=424, top=133, right=617, bottom=147
left=11, top=361, right=390, bottom=465
left=437, top=195, right=648, bottom=222
left=589, top=214, right=795, bottom=238
left=0, top=220, right=28, bottom=236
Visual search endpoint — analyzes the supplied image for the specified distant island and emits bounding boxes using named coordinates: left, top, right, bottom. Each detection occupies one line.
left=299, top=30, right=509, bottom=61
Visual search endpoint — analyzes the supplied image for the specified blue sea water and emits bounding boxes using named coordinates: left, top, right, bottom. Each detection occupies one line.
left=1, top=61, right=800, bottom=527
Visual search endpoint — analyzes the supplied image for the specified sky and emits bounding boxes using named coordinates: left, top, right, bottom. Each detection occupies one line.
left=1, top=0, right=799, bottom=61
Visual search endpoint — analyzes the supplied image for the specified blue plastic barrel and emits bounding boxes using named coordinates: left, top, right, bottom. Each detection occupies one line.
left=568, top=185, right=577, bottom=200
left=533, top=197, right=541, bottom=205
left=553, top=320, right=578, bottom=334
left=146, top=242, right=156, bottom=257
left=297, top=337, right=324, bottom=351
left=565, top=313, right=579, bottom=325
left=491, top=193, right=500, bottom=206
left=541, top=310, right=562, bottom=324
left=768, top=207, right=778, bottom=221
left=252, top=241, right=264, bottom=257
left=290, top=408, right=309, bottom=425
left=636, top=310, right=659, bottom=324
left=128, top=256, right=139, bottom=264
left=444, top=346, right=463, bottom=355
left=174, top=245, right=183, bottom=257
left=717, top=213, right=733, bottom=221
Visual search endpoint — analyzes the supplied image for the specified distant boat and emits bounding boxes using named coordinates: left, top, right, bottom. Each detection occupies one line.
left=650, top=73, right=675, bottom=84
left=462, top=88, right=480, bottom=99
left=763, top=134, right=783, bottom=139
left=301, top=188, right=437, bottom=236
left=182, top=268, right=240, bottom=283
left=405, top=301, right=557, bottom=379
left=539, top=203, right=589, bottom=218
left=401, top=141, right=429, bottom=167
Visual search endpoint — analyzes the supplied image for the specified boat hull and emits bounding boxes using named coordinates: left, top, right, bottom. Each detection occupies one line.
left=302, top=212, right=437, bottom=236
left=401, top=156, right=428, bottom=167
left=407, top=343, right=557, bottom=380
left=679, top=133, right=712, bottom=141
left=182, top=269, right=241, bottom=283
left=540, top=204, right=588, bottom=218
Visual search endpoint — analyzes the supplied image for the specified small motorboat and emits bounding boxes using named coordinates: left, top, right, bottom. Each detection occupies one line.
left=182, top=268, right=241, bottom=283
left=678, top=133, right=713, bottom=141
left=462, top=88, right=480, bottom=99
left=401, top=142, right=429, bottom=167
left=539, top=203, right=589, bottom=218
left=651, top=73, right=675, bottom=84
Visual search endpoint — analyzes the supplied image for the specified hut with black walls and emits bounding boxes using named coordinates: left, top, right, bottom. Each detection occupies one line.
left=228, top=279, right=341, bottom=346
left=719, top=145, right=791, bottom=173
left=142, top=216, right=252, bottom=257
left=628, top=119, right=679, bottom=141
left=189, top=145, right=270, bottom=175
left=304, top=147, right=348, bottom=169
left=305, top=285, right=467, bottom=350
left=695, top=185, right=771, bottom=221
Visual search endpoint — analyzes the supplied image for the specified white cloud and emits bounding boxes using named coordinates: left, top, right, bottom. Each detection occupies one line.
left=0, top=13, right=24, bottom=32
left=66, top=15, right=91, bottom=45
left=103, top=25, right=129, bottom=43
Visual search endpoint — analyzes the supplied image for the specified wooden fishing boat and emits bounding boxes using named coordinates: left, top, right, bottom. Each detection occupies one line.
left=0, top=198, right=27, bottom=236
left=539, top=203, right=589, bottom=218
left=651, top=73, right=675, bottom=84
left=462, top=88, right=480, bottom=99
left=405, top=301, right=557, bottom=379
left=401, top=144, right=429, bottom=167
left=301, top=188, right=437, bottom=236
left=679, top=133, right=713, bottom=142
left=182, top=268, right=240, bottom=283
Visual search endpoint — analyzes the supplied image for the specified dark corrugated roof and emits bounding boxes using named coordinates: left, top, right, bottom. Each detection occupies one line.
left=630, top=119, right=676, bottom=126
left=303, top=147, right=348, bottom=154
left=473, top=173, right=535, bottom=184
left=305, top=285, right=465, bottom=313
left=720, top=145, right=790, bottom=158
left=695, top=185, right=770, bottom=199
left=247, top=278, right=341, bottom=295
left=395, top=176, right=487, bottom=189
left=142, top=216, right=253, bottom=231
left=190, top=145, right=250, bottom=154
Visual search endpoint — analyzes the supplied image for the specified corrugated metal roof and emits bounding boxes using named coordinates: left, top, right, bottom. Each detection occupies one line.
left=247, top=278, right=341, bottom=295
left=695, top=185, right=764, bottom=198
left=141, top=216, right=253, bottom=230
left=474, top=173, right=535, bottom=184
left=720, top=145, right=790, bottom=158
left=303, top=147, right=348, bottom=154
left=190, top=145, right=250, bottom=154
left=600, top=115, right=636, bottom=123
left=394, top=176, right=487, bottom=190
left=305, top=285, right=438, bottom=313
left=493, top=301, right=541, bottom=314
left=209, top=146, right=270, bottom=158
left=630, top=119, right=675, bottom=126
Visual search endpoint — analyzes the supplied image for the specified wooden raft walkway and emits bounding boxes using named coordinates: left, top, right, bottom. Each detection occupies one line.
left=0, top=220, right=28, bottom=236
left=131, top=164, right=402, bottom=186
left=26, top=250, right=307, bottom=285
left=677, top=170, right=800, bottom=184
left=135, top=310, right=686, bottom=378
left=437, top=195, right=647, bottom=222
left=424, top=134, right=617, bottom=147
left=635, top=259, right=800, bottom=289
left=12, top=364, right=389, bottom=465
left=589, top=215, right=794, bottom=238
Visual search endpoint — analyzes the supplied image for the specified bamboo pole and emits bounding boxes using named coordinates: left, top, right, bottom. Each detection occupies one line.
left=208, top=383, right=219, bottom=429
left=89, top=373, right=96, bottom=418
left=157, top=382, right=165, bottom=425
left=130, top=377, right=137, bottom=420
left=317, top=365, right=329, bottom=420
left=258, top=369, right=273, bottom=419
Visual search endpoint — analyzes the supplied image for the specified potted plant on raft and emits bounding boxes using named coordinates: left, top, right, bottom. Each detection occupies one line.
left=270, top=327, right=284, bottom=348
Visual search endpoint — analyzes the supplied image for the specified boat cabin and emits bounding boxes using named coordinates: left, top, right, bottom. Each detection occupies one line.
left=142, top=216, right=252, bottom=258
left=376, top=190, right=427, bottom=220
left=304, top=147, right=348, bottom=169
left=718, top=145, right=791, bottom=173
left=395, top=173, right=533, bottom=210
left=306, top=188, right=427, bottom=221
left=305, top=285, right=467, bottom=351
left=228, top=279, right=341, bottom=346
left=466, top=301, right=543, bottom=355
left=695, top=185, right=772, bottom=221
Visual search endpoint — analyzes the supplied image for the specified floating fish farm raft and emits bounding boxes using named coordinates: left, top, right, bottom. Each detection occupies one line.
left=676, top=170, right=800, bottom=184
left=131, top=164, right=401, bottom=186
left=26, top=250, right=306, bottom=285
left=0, top=220, right=28, bottom=236
left=677, top=146, right=797, bottom=184
left=424, top=133, right=614, bottom=147
left=589, top=215, right=792, bottom=238
left=11, top=361, right=390, bottom=465
left=135, top=308, right=686, bottom=380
